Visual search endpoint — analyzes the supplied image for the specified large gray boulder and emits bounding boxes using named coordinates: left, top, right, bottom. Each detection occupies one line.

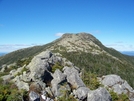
left=15, top=80, right=29, bottom=91
left=73, top=87, right=90, bottom=100
left=101, top=74, right=123, bottom=87
left=48, top=54, right=62, bottom=65
left=27, top=51, right=63, bottom=82
left=51, top=69, right=70, bottom=97
left=87, top=87, right=112, bottom=101
left=52, top=69, right=66, bottom=82
left=29, top=91, right=40, bottom=101
left=63, top=66, right=85, bottom=89
left=27, top=51, right=53, bottom=81
left=99, top=74, right=134, bottom=100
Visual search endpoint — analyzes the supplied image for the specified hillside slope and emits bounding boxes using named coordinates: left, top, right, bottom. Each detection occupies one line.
left=0, top=33, right=134, bottom=88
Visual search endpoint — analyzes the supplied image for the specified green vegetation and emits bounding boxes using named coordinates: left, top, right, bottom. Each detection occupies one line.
left=110, top=90, right=119, bottom=101
left=15, top=67, right=28, bottom=77
left=0, top=78, right=28, bottom=101
left=0, top=42, right=56, bottom=66
left=109, top=90, right=129, bottom=101
left=0, top=72, right=9, bottom=77
left=60, top=51, right=134, bottom=88
left=51, top=62, right=64, bottom=73
left=57, top=89, right=77, bottom=101
left=0, top=58, right=30, bottom=77
left=57, top=95, right=77, bottom=101
left=82, top=71, right=101, bottom=90
left=16, top=57, right=32, bottom=67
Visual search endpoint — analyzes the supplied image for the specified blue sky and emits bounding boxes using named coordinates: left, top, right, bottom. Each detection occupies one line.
left=0, top=0, right=134, bottom=52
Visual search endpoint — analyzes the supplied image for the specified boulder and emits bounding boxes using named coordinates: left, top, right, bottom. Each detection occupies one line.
left=87, top=87, right=112, bottom=101
left=27, top=51, right=53, bottom=81
left=15, top=80, right=29, bottom=91
left=9, top=69, right=16, bottom=75
left=48, top=54, right=62, bottom=65
left=25, top=51, right=64, bottom=82
left=1, top=74, right=11, bottom=81
left=52, top=69, right=66, bottom=83
left=101, top=74, right=123, bottom=87
left=10, top=65, right=26, bottom=77
left=112, top=84, right=127, bottom=94
left=36, top=50, right=52, bottom=59
left=21, top=71, right=31, bottom=82
left=63, top=66, right=85, bottom=89
left=123, top=81, right=134, bottom=92
left=55, top=83, right=71, bottom=97
left=51, top=69, right=70, bottom=97
left=99, top=74, right=134, bottom=100
left=40, top=90, right=54, bottom=101
left=73, top=87, right=90, bottom=100
left=29, top=91, right=40, bottom=101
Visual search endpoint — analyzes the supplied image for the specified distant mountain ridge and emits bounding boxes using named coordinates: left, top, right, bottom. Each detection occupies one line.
left=0, top=53, right=7, bottom=56
left=0, top=33, right=134, bottom=89
left=121, top=51, right=134, bottom=56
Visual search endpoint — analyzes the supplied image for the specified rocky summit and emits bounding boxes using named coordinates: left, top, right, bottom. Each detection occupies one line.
left=0, top=33, right=134, bottom=101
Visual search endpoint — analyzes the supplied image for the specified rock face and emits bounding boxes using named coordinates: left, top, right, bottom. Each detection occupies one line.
left=51, top=69, right=70, bottom=97
left=15, top=80, right=29, bottom=91
left=74, top=87, right=90, bottom=100
left=101, top=74, right=123, bottom=87
left=26, top=51, right=64, bottom=82
left=87, top=87, right=112, bottom=101
left=29, top=91, right=40, bottom=101
left=27, top=51, right=52, bottom=81
left=99, top=74, right=134, bottom=101
left=63, top=66, right=85, bottom=89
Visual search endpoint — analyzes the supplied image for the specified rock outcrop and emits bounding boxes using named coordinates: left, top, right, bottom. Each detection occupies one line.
left=99, top=74, right=134, bottom=101
left=51, top=69, right=70, bottom=97
left=27, top=51, right=53, bottom=81
left=87, top=87, right=112, bottom=101
left=63, top=66, right=85, bottom=89
left=29, top=91, right=40, bottom=101
left=1, top=50, right=133, bottom=101
left=73, top=87, right=90, bottom=100
left=25, top=50, right=93, bottom=100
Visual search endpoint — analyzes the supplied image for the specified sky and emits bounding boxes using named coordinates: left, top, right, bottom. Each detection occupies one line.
left=0, top=0, right=134, bottom=52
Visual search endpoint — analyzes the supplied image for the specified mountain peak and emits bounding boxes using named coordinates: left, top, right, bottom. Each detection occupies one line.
left=61, top=32, right=96, bottom=41
left=51, top=33, right=104, bottom=54
left=49, top=32, right=123, bottom=63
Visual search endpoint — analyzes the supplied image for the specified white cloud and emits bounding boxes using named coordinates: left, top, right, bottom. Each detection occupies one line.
left=105, top=43, right=134, bottom=51
left=0, top=44, right=40, bottom=52
left=55, top=33, right=64, bottom=37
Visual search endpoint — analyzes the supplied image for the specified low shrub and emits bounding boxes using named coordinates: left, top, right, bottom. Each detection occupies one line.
left=51, top=62, right=63, bottom=73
